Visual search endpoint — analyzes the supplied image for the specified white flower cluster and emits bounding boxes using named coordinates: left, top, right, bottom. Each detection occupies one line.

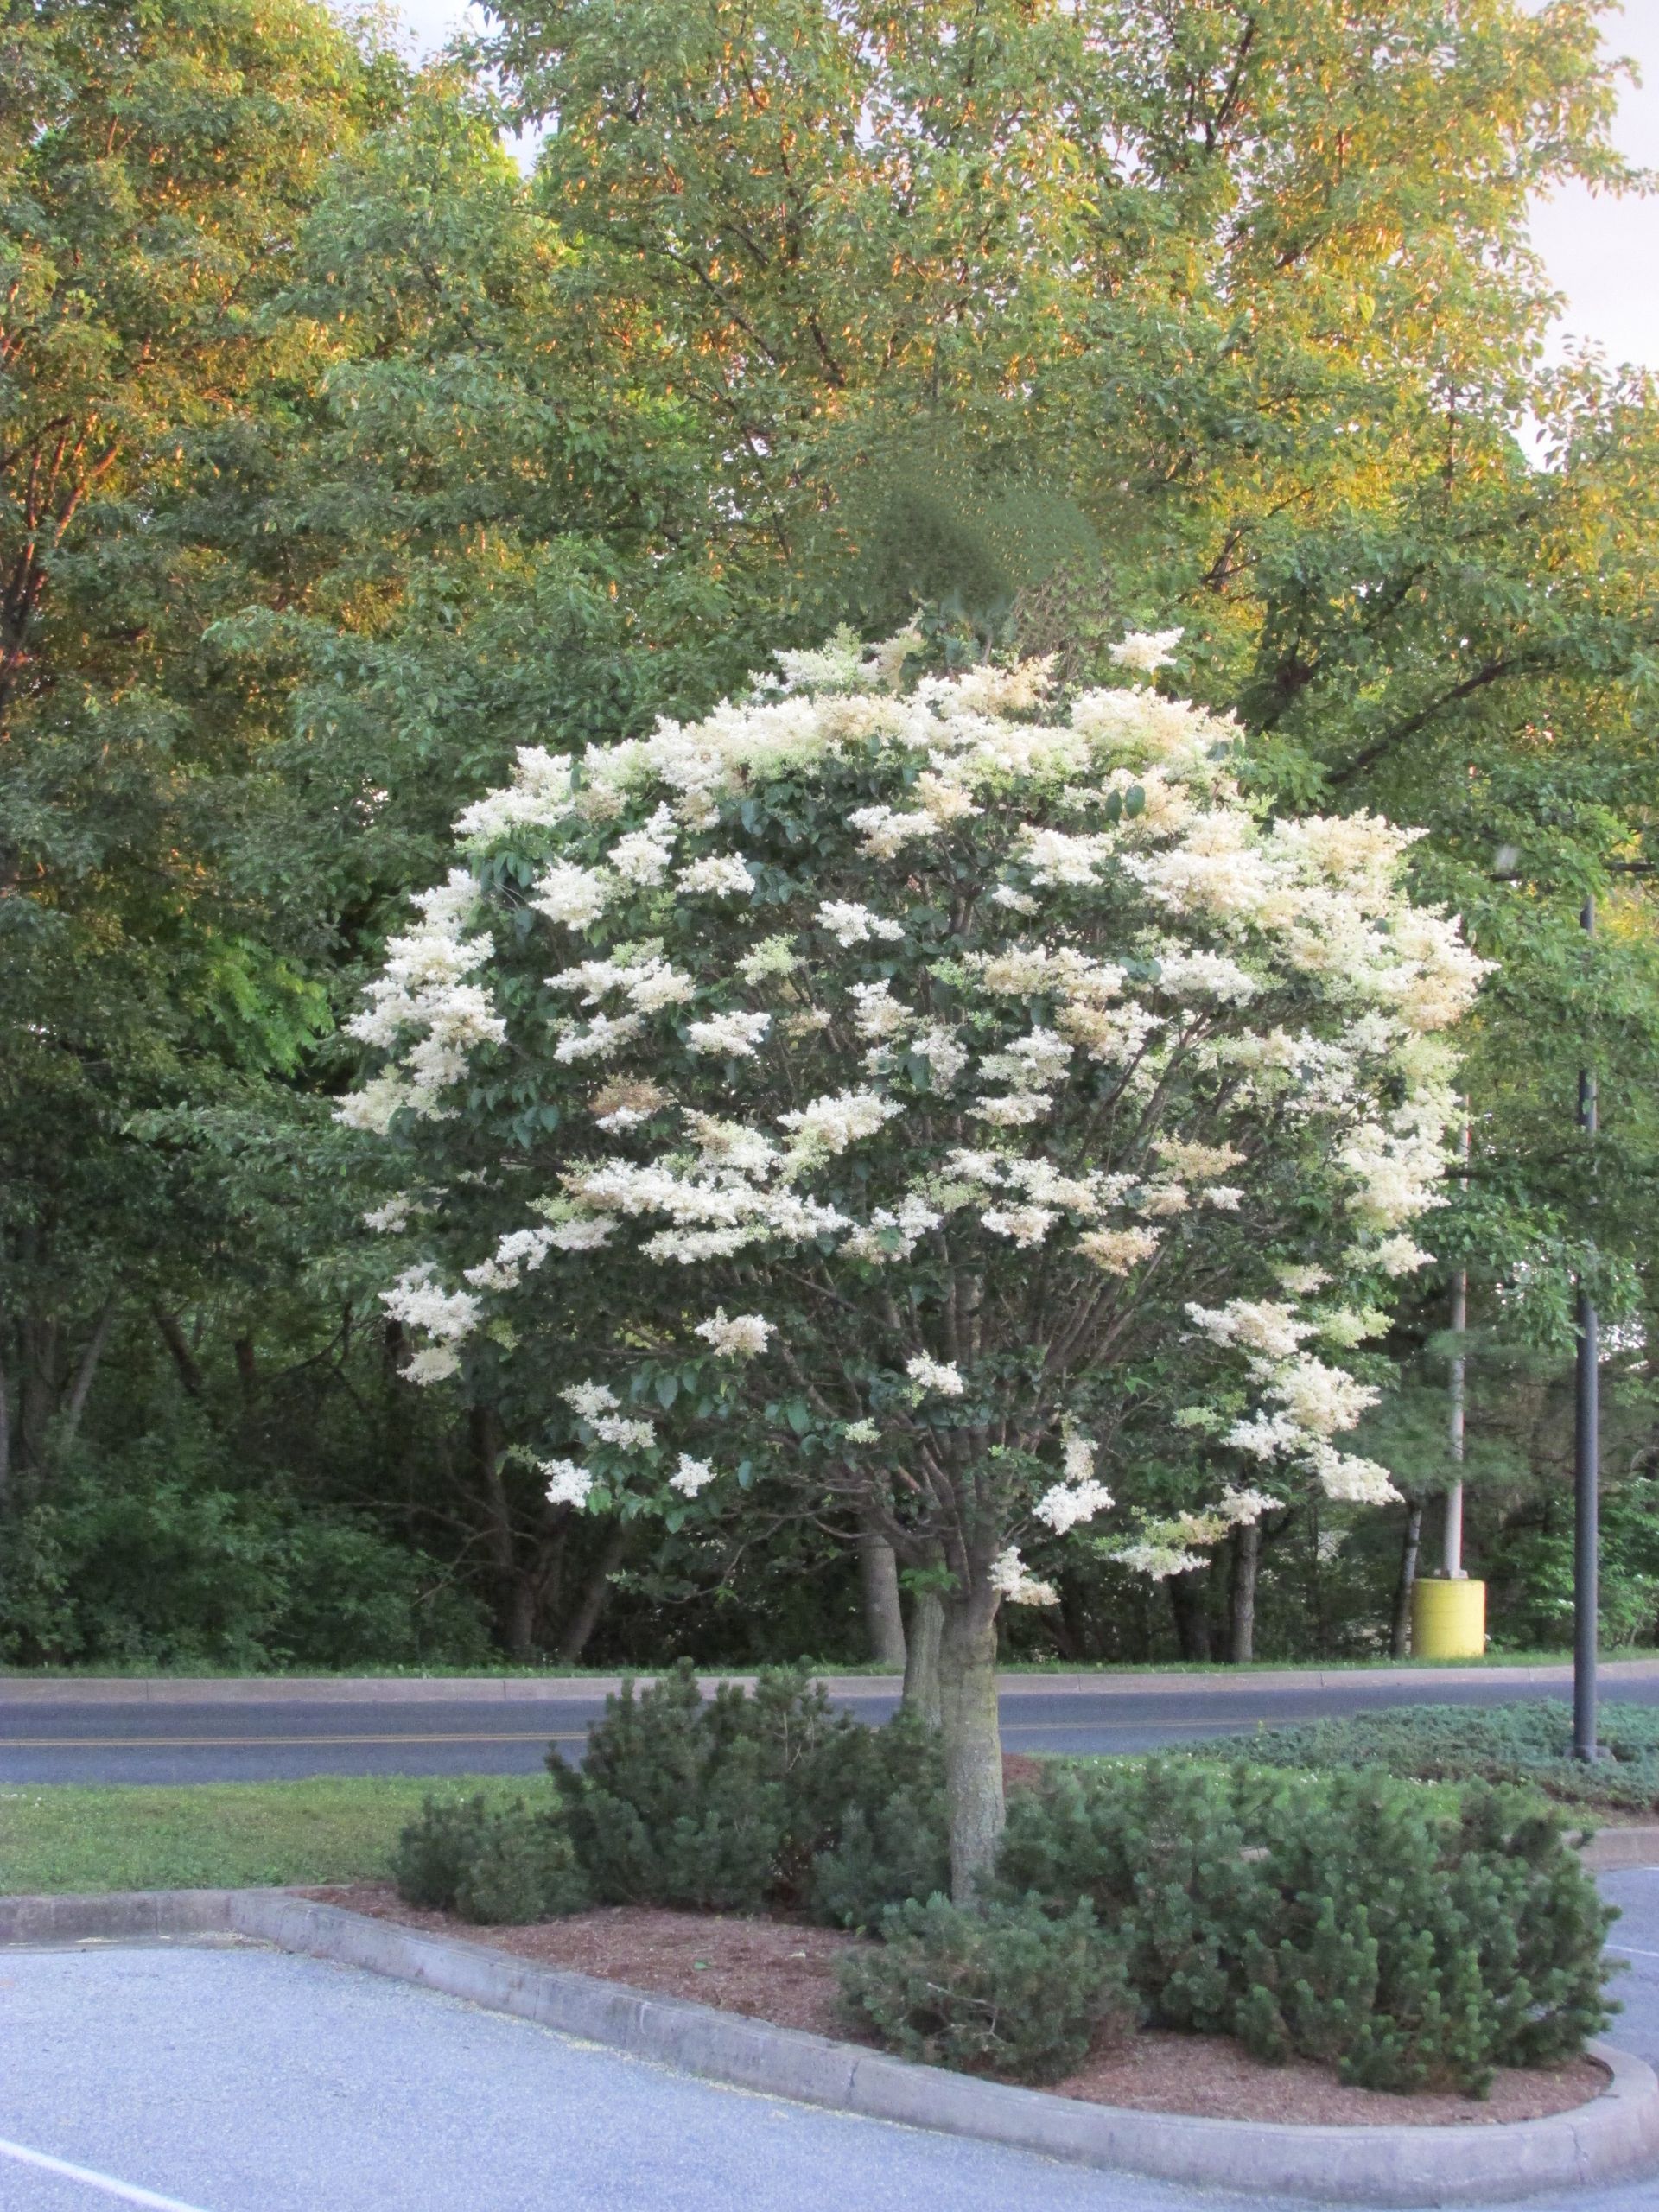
left=778, top=1087, right=904, bottom=1162
left=465, top=1226, right=560, bottom=1291
left=678, top=853, right=756, bottom=897
left=817, top=899, right=905, bottom=947
left=339, top=873, right=505, bottom=1129
left=1191, top=1297, right=1398, bottom=1509
left=988, top=1547, right=1059, bottom=1606
left=565, top=1146, right=849, bottom=1265
left=687, top=1009, right=771, bottom=1058
left=561, top=1379, right=656, bottom=1452
left=670, top=1454, right=718, bottom=1497
left=345, top=626, right=1484, bottom=1564
left=1109, top=626, right=1184, bottom=677
left=694, top=1308, right=773, bottom=1357
left=542, top=1459, right=594, bottom=1509
left=906, top=1354, right=965, bottom=1398
left=842, top=1192, right=943, bottom=1264
left=547, top=952, right=696, bottom=1014
left=378, top=1263, right=482, bottom=1386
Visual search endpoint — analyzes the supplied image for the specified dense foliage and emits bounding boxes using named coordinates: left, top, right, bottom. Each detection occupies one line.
left=838, top=1892, right=1134, bottom=2084
left=995, top=1758, right=1612, bottom=2093
left=550, top=1662, right=949, bottom=1921
left=3, top=0, right=1659, bottom=1684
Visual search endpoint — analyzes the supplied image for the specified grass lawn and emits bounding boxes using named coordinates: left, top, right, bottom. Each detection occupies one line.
left=0, top=1774, right=530, bottom=1896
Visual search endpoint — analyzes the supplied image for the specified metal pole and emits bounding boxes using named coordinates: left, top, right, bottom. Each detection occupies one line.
left=1573, top=895, right=1599, bottom=1762
left=1444, top=1122, right=1469, bottom=1580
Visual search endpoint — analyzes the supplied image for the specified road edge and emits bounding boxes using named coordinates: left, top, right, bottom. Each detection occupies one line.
left=3, top=1886, right=1656, bottom=2205
left=6, top=1658, right=1659, bottom=1705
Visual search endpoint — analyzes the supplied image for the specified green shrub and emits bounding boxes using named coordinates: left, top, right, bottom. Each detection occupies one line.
left=995, top=1759, right=1616, bottom=2094
left=838, top=1893, right=1135, bottom=2083
left=551, top=1660, right=948, bottom=1916
left=392, top=1793, right=588, bottom=1923
left=1180, top=1698, right=1659, bottom=1815
left=810, top=1776, right=951, bottom=1931
left=993, top=1760, right=1268, bottom=2033
left=0, top=1450, right=493, bottom=1671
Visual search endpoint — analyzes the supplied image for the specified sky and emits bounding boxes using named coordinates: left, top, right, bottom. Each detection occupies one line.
left=390, top=0, right=1658, bottom=374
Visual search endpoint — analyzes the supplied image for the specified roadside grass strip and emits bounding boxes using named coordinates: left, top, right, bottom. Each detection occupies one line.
left=0, top=1774, right=524, bottom=1894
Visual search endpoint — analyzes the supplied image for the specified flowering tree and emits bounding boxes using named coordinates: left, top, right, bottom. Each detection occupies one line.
left=342, top=626, right=1484, bottom=1894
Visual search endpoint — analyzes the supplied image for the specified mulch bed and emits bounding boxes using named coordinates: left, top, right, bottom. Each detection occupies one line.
left=302, top=1882, right=1606, bottom=2126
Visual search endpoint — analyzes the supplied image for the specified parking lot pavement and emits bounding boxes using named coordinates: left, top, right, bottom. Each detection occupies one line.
left=2, top=1868, right=1658, bottom=2212
left=0, top=1942, right=1265, bottom=2212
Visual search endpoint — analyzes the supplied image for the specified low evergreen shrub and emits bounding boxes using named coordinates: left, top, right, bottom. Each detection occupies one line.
left=995, top=1758, right=1616, bottom=2094
left=550, top=1660, right=948, bottom=1918
left=1179, top=1698, right=1659, bottom=1814
left=837, top=1893, right=1135, bottom=2084
left=391, top=1793, right=588, bottom=1924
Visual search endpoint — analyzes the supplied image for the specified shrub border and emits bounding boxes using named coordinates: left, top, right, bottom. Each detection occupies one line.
left=4, top=1887, right=1657, bottom=2203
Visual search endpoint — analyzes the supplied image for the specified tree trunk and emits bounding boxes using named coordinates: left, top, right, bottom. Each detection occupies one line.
left=503, top=1574, right=537, bottom=1663
left=1167, top=1563, right=1213, bottom=1661
left=1390, top=1493, right=1424, bottom=1658
left=469, top=1402, right=530, bottom=1659
left=153, top=1307, right=205, bottom=1400
left=1230, top=1521, right=1261, bottom=1664
left=902, top=1588, right=944, bottom=1724
left=232, top=1332, right=257, bottom=1407
left=16, top=1316, right=60, bottom=1478
left=556, top=1519, right=627, bottom=1662
left=857, top=1520, right=907, bottom=1669
left=57, top=1297, right=118, bottom=1463
left=0, top=1302, right=11, bottom=1510
left=938, top=1589, right=1004, bottom=1901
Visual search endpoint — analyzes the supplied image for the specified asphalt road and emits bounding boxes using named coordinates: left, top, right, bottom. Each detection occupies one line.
left=3, top=1867, right=1658, bottom=2212
left=5, top=1671, right=1659, bottom=1784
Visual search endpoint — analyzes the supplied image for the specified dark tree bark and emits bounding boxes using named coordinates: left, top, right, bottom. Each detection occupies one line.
left=1167, top=1562, right=1214, bottom=1661
left=469, top=1402, right=531, bottom=1658
left=1230, top=1520, right=1262, bottom=1664
left=153, top=1307, right=205, bottom=1400
left=16, top=1315, right=60, bottom=1476
left=0, top=1313, right=10, bottom=1509
left=1390, top=1492, right=1425, bottom=1658
left=556, top=1519, right=629, bottom=1662
left=232, top=1332, right=257, bottom=1406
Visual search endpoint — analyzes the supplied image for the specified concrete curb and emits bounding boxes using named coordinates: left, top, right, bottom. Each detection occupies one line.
left=7, top=1658, right=1659, bottom=1705
left=1580, top=1825, right=1659, bottom=1872
left=4, top=1888, right=1657, bottom=2204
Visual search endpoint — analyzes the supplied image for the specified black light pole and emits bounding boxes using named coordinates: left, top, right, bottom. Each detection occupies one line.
left=1573, top=893, right=1599, bottom=1763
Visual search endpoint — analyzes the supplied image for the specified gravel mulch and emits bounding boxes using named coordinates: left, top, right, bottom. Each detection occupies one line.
left=302, top=1884, right=1605, bottom=2126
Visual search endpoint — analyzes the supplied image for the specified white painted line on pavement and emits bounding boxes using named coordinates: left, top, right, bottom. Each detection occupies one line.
left=0, top=2135, right=213, bottom=2210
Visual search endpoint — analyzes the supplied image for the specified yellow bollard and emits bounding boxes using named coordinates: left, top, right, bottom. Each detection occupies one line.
left=1411, top=1576, right=1486, bottom=1660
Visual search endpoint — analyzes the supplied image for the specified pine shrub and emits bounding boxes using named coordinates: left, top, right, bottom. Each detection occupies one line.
left=551, top=1660, right=948, bottom=1916
left=391, top=1793, right=589, bottom=1924
left=837, top=1893, right=1135, bottom=2084
left=995, top=1759, right=1616, bottom=2094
